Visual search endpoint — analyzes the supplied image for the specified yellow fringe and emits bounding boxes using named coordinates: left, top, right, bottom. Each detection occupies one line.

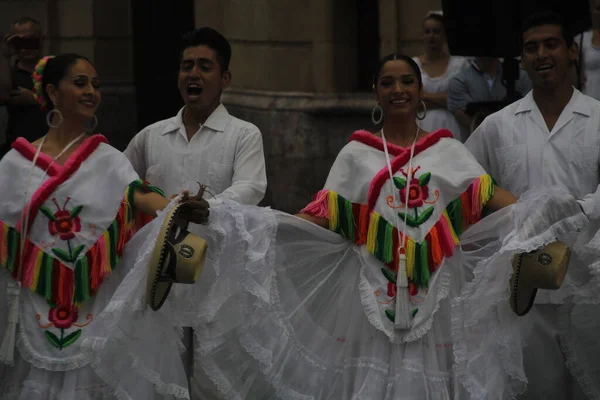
left=328, top=192, right=339, bottom=232
left=30, top=250, right=44, bottom=289
left=405, top=238, right=416, bottom=280
left=366, top=212, right=380, bottom=253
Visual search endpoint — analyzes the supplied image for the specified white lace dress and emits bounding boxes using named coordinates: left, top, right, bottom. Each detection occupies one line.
left=83, top=129, right=590, bottom=400
left=413, top=56, right=467, bottom=141
left=0, top=135, right=188, bottom=400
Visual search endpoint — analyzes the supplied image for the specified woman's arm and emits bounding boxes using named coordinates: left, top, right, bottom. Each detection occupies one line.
left=422, top=91, right=447, bottom=109
left=485, top=186, right=517, bottom=211
left=295, top=213, right=329, bottom=229
left=133, top=190, right=169, bottom=217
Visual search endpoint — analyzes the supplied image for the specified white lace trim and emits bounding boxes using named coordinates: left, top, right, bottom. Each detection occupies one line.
left=558, top=304, right=600, bottom=400
left=83, top=337, right=190, bottom=400
left=15, top=320, right=95, bottom=372
left=451, top=213, right=588, bottom=400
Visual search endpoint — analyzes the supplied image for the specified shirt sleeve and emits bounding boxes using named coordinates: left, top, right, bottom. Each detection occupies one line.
left=207, top=125, right=267, bottom=207
left=578, top=155, right=600, bottom=220
left=464, top=116, right=494, bottom=174
left=447, top=74, right=473, bottom=114
left=123, top=129, right=148, bottom=180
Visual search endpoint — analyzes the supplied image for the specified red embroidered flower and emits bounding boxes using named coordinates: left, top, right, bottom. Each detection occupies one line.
left=400, top=178, right=430, bottom=208
left=409, top=282, right=418, bottom=296
left=41, top=198, right=83, bottom=240
left=387, top=282, right=397, bottom=297
left=48, top=306, right=79, bottom=329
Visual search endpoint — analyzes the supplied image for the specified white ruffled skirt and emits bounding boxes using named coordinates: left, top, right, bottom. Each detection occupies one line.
left=83, top=188, right=588, bottom=400
left=0, top=205, right=189, bottom=400
left=5, top=188, right=587, bottom=400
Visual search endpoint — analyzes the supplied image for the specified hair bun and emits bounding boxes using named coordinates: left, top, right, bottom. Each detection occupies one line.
left=32, top=55, right=55, bottom=112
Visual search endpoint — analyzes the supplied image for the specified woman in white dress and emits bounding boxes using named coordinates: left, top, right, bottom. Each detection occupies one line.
left=83, top=53, right=592, bottom=400
left=413, top=12, right=467, bottom=140
left=576, top=0, right=600, bottom=100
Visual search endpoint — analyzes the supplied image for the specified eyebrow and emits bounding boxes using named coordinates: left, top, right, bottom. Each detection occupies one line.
left=380, top=74, right=415, bottom=79
left=523, top=36, right=561, bottom=46
left=181, top=57, right=215, bottom=64
left=73, top=74, right=99, bottom=80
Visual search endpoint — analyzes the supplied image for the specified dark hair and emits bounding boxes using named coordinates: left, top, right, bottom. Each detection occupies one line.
left=373, top=53, right=423, bottom=88
left=520, top=10, right=574, bottom=47
left=423, top=13, right=445, bottom=29
left=12, top=16, right=42, bottom=36
left=181, top=27, right=232, bottom=72
left=38, top=53, right=92, bottom=110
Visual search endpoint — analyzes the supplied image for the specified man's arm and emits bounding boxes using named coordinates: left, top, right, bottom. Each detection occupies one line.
left=578, top=156, right=600, bottom=220
left=447, top=75, right=474, bottom=132
left=123, top=130, right=148, bottom=179
left=207, top=127, right=267, bottom=206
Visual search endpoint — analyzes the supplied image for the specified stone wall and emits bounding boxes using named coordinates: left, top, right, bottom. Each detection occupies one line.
left=0, top=0, right=443, bottom=212
left=0, top=0, right=136, bottom=150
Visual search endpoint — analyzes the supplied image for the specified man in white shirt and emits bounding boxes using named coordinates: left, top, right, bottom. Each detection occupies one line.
left=124, top=27, right=266, bottom=207
left=124, top=27, right=266, bottom=399
left=466, top=11, right=597, bottom=400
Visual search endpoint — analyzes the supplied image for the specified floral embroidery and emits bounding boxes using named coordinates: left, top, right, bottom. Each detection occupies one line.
left=40, top=197, right=85, bottom=263
left=36, top=306, right=93, bottom=350
left=388, top=166, right=440, bottom=228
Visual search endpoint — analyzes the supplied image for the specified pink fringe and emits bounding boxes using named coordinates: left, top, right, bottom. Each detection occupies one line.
left=300, top=189, right=330, bottom=218
left=436, top=216, right=456, bottom=257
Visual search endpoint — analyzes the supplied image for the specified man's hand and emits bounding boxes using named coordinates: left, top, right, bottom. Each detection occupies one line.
left=177, top=184, right=210, bottom=224
left=10, top=87, right=36, bottom=106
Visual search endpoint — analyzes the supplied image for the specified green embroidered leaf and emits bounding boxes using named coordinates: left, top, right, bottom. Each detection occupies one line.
left=397, top=212, right=419, bottom=228
left=71, top=245, right=85, bottom=261
left=61, top=329, right=82, bottom=348
left=52, top=248, right=72, bottom=263
left=393, top=177, right=406, bottom=189
left=381, top=268, right=396, bottom=284
left=412, top=309, right=419, bottom=318
left=385, top=309, right=395, bottom=322
left=69, top=205, right=84, bottom=218
left=418, top=172, right=431, bottom=186
left=416, top=206, right=435, bottom=225
left=44, top=330, right=62, bottom=349
left=39, top=206, right=56, bottom=221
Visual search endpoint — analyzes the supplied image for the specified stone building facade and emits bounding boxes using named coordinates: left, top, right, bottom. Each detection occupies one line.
left=0, top=0, right=442, bottom=212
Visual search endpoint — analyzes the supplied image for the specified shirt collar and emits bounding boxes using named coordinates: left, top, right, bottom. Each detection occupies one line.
left=515, top=88, right=591, bottom=117
left=160, top=104, right=230, bottom=135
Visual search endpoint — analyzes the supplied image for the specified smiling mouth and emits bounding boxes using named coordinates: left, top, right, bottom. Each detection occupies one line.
left=79, top=100, right=95, bottom=107
left=535, top=64, right=553, bottom=73
left=187, top=84, right=203, bottom=96
left=390, top=99, right=409, bottom=105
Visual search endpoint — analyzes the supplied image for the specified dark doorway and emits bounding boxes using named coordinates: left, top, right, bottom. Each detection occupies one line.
left=131, top=0, right=195, bottom=130
left=357, top=0, right=380, bottom=91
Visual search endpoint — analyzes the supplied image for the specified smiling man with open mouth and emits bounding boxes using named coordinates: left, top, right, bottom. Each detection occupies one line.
left=123, top=27, right=267, bottom=399
left=466, top=10, right=600, bottom=400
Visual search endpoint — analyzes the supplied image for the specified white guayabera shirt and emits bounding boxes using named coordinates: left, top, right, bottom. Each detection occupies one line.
left=466, top=88, right=600, bottom=303
left=124, top=104, right=267, bottom=207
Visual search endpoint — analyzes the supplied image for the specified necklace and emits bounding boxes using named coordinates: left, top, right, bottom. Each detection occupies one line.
left=380, top=126, right=420, bottom=330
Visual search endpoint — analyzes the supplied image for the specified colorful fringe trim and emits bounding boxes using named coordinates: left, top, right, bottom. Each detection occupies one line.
left=1, top=180, right=164, bottom=308
left=301, top=175, right=495, bottom=288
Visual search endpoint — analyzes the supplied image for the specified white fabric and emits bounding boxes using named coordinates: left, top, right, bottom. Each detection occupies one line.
left=0, top=142, right=189, bottom=399
left=412, top=56, right=467, bottom=140
left=124, top=104, right=267, bottom=207
left=578, top=31, right=600, bottom=101
left=465, top=89, right=600, bottom=304
left=465, top=89, right=600, bottom=398
left=87, top=131, right=589, bottom=399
